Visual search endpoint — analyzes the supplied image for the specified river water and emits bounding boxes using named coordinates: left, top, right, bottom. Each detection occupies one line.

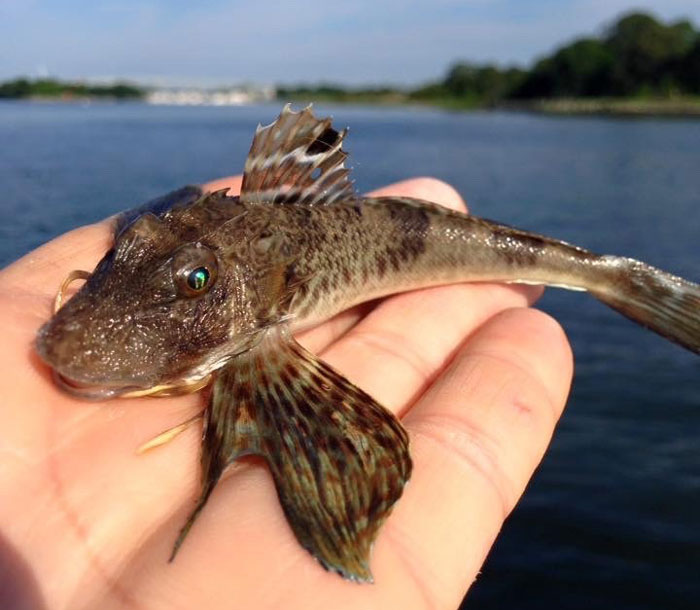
left=1, top=101, right=699, bottom=609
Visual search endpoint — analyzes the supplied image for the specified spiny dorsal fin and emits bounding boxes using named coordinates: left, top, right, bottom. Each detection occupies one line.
left=240, top=104, right=357, bottom=206
left=171, top=325, right=411, bottom=582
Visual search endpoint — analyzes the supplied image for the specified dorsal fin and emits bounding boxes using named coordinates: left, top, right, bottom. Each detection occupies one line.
left=240, top=104, right=357, bottom=206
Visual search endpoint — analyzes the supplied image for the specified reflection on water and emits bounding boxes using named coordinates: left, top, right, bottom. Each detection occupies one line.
left=1, top=101, right=699, bottom=609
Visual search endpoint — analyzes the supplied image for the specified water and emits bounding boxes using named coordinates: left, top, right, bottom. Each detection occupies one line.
left=1, top=101, right=699, bottom=608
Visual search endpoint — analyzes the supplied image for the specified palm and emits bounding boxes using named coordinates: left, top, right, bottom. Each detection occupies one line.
left=0, top=177, right=572, bottom=610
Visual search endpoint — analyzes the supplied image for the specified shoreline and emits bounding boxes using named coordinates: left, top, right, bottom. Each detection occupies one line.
left=4, top=95, right=700, bottom=118
left=512, top=97, right=700, bottom=119
left=275, top=94, right=700, bottom=118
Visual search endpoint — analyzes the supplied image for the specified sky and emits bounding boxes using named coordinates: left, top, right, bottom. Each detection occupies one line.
left=2, top=0, right=700, bottom=86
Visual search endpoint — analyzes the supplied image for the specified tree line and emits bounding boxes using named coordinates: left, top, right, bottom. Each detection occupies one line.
left=411, top=11, right=700, bottom=105
left=0, top=78, right=143, bottom=99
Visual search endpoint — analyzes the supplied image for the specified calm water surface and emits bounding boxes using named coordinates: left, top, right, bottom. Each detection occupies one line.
left=1, top=102, right=699, bottom=609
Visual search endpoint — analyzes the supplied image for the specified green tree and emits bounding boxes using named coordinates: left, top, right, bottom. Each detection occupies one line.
left=513, top=38, right=613, bottom=98
left=442, top=62, right=521, bottom=105
left=679, top=39, right=700, bottom=93
left=443, top=62, right=479, bottom=97
left=551, top=38, right=614, bottom=95
left=0, top=78, right=32, bottom=98
left=605, top=12, right=696, bottom=94
left=32, top=79, right=69, bottom=97
left=408, top=81, right=449, bottom=100
left=473, top=65, right=508, bottom=104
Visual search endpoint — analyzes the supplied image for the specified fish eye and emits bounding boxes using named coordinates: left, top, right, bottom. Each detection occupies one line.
left=187, top=266, right=211, bottom=292
left=172, top=244, right=218, bottom=297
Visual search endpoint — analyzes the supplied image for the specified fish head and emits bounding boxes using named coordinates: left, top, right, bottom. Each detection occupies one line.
left=36, top=212, right=247, bottom=399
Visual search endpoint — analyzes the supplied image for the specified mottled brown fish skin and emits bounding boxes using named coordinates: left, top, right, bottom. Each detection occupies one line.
left=148, top=191, right=588, bottom=333
left=126, top=187, right=699, bottom=355
left=238, top=195, right=697, bottom=354
left=276, top=196, right=593, bottom=329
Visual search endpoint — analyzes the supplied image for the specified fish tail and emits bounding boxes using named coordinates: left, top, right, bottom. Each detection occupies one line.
left=589, top=256, right=700, bottom=354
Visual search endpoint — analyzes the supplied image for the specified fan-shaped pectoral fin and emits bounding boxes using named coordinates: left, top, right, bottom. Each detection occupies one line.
left=171, top=326, right=412, bottom=582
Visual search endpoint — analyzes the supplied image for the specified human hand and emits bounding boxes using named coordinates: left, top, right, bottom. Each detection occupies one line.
left=0, top=177, right=572, bottom=610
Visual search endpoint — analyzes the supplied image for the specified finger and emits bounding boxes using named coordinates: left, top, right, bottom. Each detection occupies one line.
left=320, top=283, right=543, bottom=413
left=375, top=308, right=572, bottom=608
left=1, top=222, right=113, bottom=297
left=201, top=175, right=243, bottom=195
left=368, top=175, right=469, bottom=208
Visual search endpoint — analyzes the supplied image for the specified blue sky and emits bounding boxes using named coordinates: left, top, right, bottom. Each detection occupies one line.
left=2, top=0, right=700, bottom=86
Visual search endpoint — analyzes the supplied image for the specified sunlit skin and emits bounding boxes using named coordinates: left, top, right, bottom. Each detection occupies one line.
left=0, top=176, right=572, bottom=610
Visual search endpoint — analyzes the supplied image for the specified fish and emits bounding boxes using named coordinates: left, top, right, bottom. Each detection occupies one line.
left=35, top=104, right=700, bottom=583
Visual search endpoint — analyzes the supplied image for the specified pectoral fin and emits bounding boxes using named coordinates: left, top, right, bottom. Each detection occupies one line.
left=172, top=326, right=412, bottom=582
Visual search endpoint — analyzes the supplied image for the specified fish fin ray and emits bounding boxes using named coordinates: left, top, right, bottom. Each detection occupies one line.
left=592, top=256, right=700, bottom=354
left=240, top=104, right=357, bottom=206
left=175, top=325, right=411, bottom=581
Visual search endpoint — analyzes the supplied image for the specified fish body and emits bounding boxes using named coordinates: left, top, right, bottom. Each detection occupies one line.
left=36, top=105, right=700, bottom=582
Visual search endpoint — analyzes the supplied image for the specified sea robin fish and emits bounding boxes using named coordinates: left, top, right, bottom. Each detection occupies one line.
left=36, top=105, right=700, bottom=582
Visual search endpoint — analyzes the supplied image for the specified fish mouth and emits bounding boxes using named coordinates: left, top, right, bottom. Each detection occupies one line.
left=53, top=371, right=212, bottom=401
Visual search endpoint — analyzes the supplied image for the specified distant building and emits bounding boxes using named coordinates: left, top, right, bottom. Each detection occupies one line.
left=146, top=85, right=275, bottom=106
